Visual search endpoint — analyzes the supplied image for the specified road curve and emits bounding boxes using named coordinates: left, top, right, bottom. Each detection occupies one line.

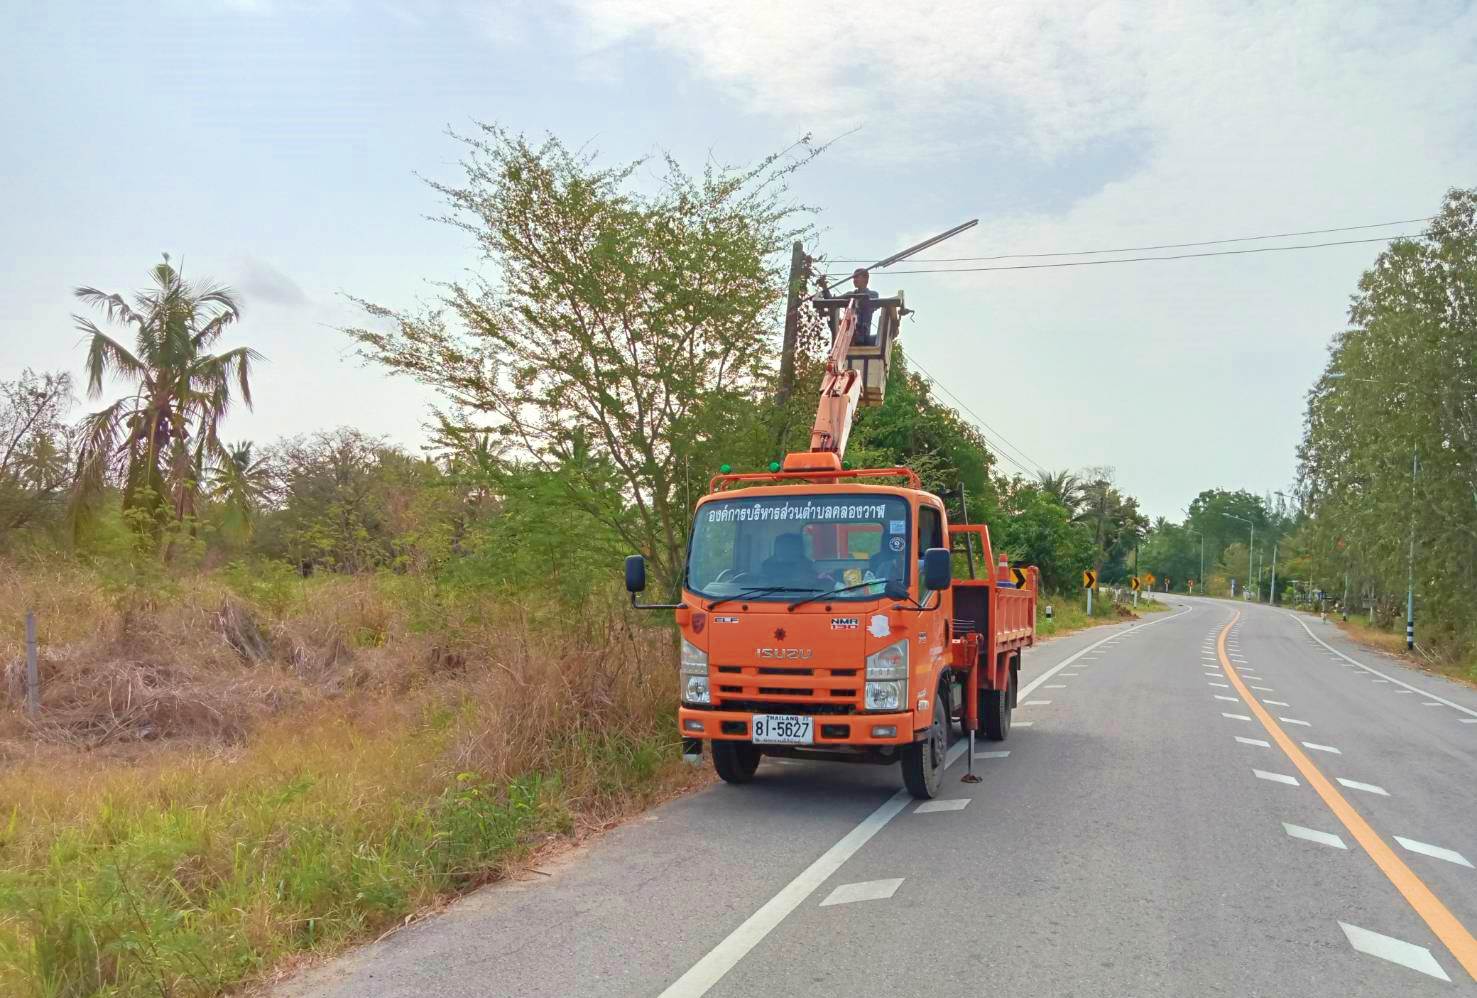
left=273, top=598, right=1477, bottom=997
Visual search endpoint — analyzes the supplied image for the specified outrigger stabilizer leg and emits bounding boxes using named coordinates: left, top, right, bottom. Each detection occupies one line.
left=962, top=730, right=981, bottom=783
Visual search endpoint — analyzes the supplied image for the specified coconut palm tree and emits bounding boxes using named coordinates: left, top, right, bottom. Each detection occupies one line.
left=71, top=255, right=263, bottom=542
left=210, top=440, right=273, bottom=538
left=1035, top=468, right=1082, bottom=515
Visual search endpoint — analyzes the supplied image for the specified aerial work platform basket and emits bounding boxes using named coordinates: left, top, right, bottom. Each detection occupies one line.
left=812, top=292, right=905, bottom=405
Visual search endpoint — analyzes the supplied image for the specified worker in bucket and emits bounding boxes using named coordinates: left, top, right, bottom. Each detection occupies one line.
left=849, top=267, right=881, bottom=345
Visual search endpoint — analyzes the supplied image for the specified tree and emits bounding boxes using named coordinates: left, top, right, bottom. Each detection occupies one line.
left=348, top=127, right=818, bottom=594
left=1299, top=187, right=1477, bottom=654
left=71, top=255, right=263, bottom=546
left=846, top=349, right=999, bottom=520
left=209, top=440, right=273, bottom=542
left=0, top=370, right=74, bottom=535
left=1033, top=468, right=1082, bottom=516
left=992, top=482, right=1092, bottom=592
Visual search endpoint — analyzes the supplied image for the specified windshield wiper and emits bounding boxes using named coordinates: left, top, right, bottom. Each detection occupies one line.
left=787, top=578, right=900, bottom=611
left=706, top=586, right=820, bottom=611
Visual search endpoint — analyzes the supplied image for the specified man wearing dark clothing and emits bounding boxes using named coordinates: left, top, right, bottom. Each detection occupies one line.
left=850, top=268, right=881, bottom=345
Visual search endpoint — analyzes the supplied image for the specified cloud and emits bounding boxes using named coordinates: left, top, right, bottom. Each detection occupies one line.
left=547, top=0, right=1477, bottom=514
left=237, top=257, right=311, bottom=308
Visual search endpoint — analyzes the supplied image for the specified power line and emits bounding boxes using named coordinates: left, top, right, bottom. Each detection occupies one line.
left=826, top=230, right=1431, bottom=277
left=829, top=216, right=1433, bottom=263
left=905, top=353, right=1049, bottom=480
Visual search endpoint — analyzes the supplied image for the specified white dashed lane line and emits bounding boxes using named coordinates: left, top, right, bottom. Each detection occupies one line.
left=819, top=879, right=904, bottom=907
left=1301, top=741, right=1342, bottom=755
left=1250, top=685, right=1274, bottom=692
left=1253, top=769, right=1300, bottom=786
left=1214, top=695, right=1239, bottom=702
left=1278, top=716, right=1311, bottom=726
left=1394, top=837, right=1473, bottom=869
left=1339, top=922, right=1451, bottom=982
left=914, top=799, right=969, bottom=814
left=1012, top=721, right=1034, bottom=727
left=1264, top=699, right=1291, bottom=707
left=1336, top=778, right=1389, bottom=796
left=1284, top=823, right=1347, bottom=849
left=1021, top=700, right=1052, bottom=707
left=1207, top=682, right=1230, bottom=688
left=973, top=750, right=1010, bottom=759
left=1235, top=736, right=1271, bottom=747
left=1222, top=712, right=1252, bottom=721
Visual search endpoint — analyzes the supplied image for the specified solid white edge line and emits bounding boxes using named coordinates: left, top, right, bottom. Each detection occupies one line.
left=657, top=605, right=1194, bottom=996
left=1288, top=613, right=1477, bottom=719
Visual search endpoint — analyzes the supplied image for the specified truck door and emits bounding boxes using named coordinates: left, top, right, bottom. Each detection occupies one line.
left=917, top=504, right=946, bottom=668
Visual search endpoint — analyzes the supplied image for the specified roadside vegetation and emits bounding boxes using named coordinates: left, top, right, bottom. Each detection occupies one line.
left=1, top=127, right=1163, bottom=997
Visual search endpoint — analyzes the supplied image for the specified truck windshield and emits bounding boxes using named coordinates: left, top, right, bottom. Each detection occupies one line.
left=686, top=494, right=911, bottom=602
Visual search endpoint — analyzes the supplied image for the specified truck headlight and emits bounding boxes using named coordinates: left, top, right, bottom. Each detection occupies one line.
left=865, top=638, right=908, bottom=680
left=683, top=675, right=711, bottom=705
left=865, top=680, right=904, bottom=711
left=680, top=638, right=708, bottom=676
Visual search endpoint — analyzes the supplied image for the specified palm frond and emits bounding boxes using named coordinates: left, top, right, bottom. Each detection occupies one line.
left=73, top=286, right=143, bottom=328
left=74, top=317, right=147, bottom=397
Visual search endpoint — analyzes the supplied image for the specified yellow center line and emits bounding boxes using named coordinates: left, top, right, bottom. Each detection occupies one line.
left=1217, top=612, right=1477, bottom=982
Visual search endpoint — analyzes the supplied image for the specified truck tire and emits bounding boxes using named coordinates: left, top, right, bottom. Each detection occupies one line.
left=981, top=668, right=1014, bottom=741
left=712, top=740, right=761, bottom=784
left=902, top=693, right=946, bottom=799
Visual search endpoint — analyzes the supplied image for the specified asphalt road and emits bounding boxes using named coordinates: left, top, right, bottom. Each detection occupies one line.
left=274, top=597, right=1477, bottom=997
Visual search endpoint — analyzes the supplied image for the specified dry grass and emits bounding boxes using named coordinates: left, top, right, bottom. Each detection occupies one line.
left=0, top=557, right=702, bottom=997
left=1332, top=616, right=1477, bottom=687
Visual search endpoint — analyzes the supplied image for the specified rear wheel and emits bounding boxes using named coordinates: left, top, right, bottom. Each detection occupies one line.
left=981, top=667, right=1014, bottom=741
left=712, top=740, right=761, bottom=784
left=902, top=693, right=947, bottom=799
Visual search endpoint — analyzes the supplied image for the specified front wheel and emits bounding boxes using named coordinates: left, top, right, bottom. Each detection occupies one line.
left=712, top=740, right=761, bottom=784
left=902, top=693, right=947, bottom=799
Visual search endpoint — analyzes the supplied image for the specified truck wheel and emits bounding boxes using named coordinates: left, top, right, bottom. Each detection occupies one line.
left=981, top=669, right=1014, bottom=741
left=902, top=694, right=946, bottom=799
left=712, top=740, right=761, bottom=784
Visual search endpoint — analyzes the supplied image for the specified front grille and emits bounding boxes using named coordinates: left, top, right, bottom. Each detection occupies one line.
left=719, top=699, right=854, bottom=716
left=711, top=662, right=862, bottom=711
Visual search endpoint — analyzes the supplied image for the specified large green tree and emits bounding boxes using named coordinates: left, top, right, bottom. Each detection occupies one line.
left=71, top=255, right=262, bottom=544
left=348, top=127, right=817, bottom=594
left=1299, top=187, right=1477, bottom=650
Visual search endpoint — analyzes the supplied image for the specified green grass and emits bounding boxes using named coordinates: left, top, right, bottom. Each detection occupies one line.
left=1034, top=590, right=1163, bottom=638
left=0, top=703, right=697, bottom=998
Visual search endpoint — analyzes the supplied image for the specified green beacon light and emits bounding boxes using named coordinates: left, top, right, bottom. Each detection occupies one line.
left=719, top=464, right=732, bottom=474
left=842, top=461, right=852, bottom=470
left=768, top=461, right=782, bottom=472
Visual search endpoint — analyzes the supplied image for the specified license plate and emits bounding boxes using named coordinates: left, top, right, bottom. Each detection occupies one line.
left=751, top=714, right=813, bottom=745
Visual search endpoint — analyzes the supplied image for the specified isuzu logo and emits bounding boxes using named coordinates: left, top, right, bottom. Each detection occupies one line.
left=756, top=648, right=813, bottom=660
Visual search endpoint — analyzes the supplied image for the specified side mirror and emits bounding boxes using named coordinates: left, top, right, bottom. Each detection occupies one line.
left=625, top=554, right=647, bottom=594
left=923, top=547, right=952, bottom=592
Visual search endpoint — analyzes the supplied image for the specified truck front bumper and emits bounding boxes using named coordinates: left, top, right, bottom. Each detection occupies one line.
left=678, top=707, right=917, bottom=745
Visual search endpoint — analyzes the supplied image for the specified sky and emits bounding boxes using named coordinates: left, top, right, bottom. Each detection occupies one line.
left=3, top=0, right=1474, bottom=518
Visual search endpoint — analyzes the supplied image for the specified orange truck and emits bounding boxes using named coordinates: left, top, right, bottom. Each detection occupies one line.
left=624, top=285, right=1037, bottom=798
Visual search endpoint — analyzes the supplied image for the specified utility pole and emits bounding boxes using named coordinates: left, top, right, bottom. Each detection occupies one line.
left=1341, top=571, right=1348, bottom=622
left=1270, top=541, right=1278, bottom=606
left=1184, top=526, right=1204, bottom=598
left=776, top=240, right=807, bottom=410
left=1219, top=512, right=1254, bottom=602
left=1407, top=445, right=1418, bottom=650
